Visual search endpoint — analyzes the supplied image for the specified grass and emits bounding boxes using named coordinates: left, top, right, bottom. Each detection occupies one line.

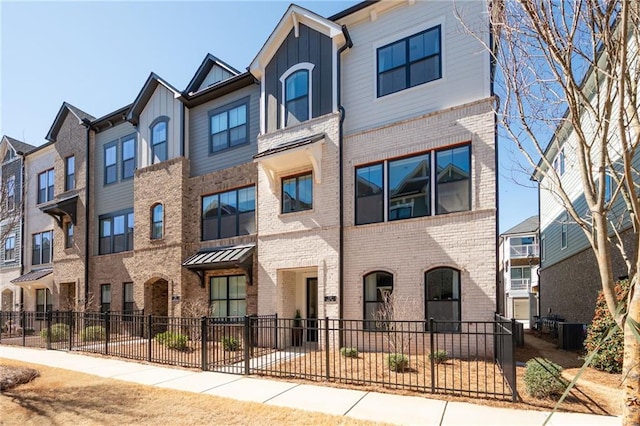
left=0, top=359, right=384, bottom=426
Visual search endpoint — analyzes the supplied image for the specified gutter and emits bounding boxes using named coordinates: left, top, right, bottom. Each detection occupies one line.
left=337, top=25, right=353, bottom=336
left=81, top=118, right=92, bottom=309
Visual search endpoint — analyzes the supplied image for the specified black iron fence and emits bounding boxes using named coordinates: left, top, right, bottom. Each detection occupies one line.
left=0, top=310, right=516, bottom=401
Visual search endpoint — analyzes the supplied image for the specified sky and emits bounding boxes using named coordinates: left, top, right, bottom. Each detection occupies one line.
left=0, top=0, right=538, bottom=233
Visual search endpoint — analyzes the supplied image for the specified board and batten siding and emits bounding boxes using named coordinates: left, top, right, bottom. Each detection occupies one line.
left=264, top=23, right=334, bottom=133
left=198, top=65, right=233, bottom=92
left=138, top=84, right=183, bottom=168
left=188, top=84, right=259, bottom=177
left=338, top=0, right=491, bottom=135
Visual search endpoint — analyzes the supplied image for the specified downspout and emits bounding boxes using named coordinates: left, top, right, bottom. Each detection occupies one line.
left=490, top=15, right=500, bottom=315
left=337, top=25, right=353, bottom=336
left=18, top=151, right=26, bottom=310
left=81, top=119, right=92, bottom=310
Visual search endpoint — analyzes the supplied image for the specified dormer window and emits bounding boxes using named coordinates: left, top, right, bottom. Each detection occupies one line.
left=150, top=117, right=168, bottom=164
left=280, top=63, right=314, bottom=127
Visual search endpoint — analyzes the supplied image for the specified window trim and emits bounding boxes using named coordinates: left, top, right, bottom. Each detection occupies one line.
left=121, top=134, right=137, bottom=180
left=435, top=143, right=472, bottom=215
left=375, top=24, right=443, bottom=98
left=32, top=230, right=53, bottom=266
left=150, top=116, right=169, bottom=164
left=553, top=148, right=566, bottom=176
left=279, top=63, right=314, bottom=128
left=201, top=185, right=256, bottom=241
left=363, top=270, right=394, bottom=331
left=64, top=221, right=74, bottom=249
left=37, top=168, right=55, bottom=204
left=208, top=97, right=250, bottom=154
left=123, top=282, right=134, bottom=314
left=209, top=275, right=247, bottom=318
left=65, top=155, right=75, bottom=191
left=98, top=209, right=134, bottom=255
left=6, top=175, right=16, bottom=211
left=151, top=203, right=164, bottom=240
left=281, top=171, right=313, bottom=214
left=100, top=283, right=111, bottom=313
left=4, top=234, right=16, bottom=262
left=425, top=267, right=461, bottom=332
left=104, top=142, right=118, bottom=185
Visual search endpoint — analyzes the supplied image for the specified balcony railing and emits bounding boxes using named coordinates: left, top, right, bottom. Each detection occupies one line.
left=510, top=244, right=539, bottom=258
left=509, top=278, right=530, bottom=291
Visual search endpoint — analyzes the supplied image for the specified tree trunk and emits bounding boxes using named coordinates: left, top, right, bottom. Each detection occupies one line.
left=623, top=278, right=640, bottom=425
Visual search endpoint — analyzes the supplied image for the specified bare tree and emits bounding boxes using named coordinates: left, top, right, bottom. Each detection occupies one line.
left=0, top=173, right=21, bottom=251
left=374, top=291, right=421, bottom=361
left=457, top=1, right=639, bottom=423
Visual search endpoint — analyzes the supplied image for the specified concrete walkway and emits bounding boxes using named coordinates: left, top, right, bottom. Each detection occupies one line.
left=0, top=346, right=619, bottom=425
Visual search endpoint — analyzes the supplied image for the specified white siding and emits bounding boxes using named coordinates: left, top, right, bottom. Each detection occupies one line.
left=198, top=65, right=233, bottom=91
left=339, top=1, right=491, bottom=135
left=138, top=85, right=183, bottom=168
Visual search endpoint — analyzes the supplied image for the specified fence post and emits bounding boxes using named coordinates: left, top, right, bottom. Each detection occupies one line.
left=21, top=310, right=26, bottom=347
left=274, top=313, right=278, bottom=349
left=325, top=317, right=330, bottom=381
left=46, top=310, right=52, bottom=350
left=429, top=317, right=435, bottom=393
left=104, top=311, right=111, bottom=355
left=68, top=310, right=73, bottom=349
left=510, top=318, right=517, bottom=402
left=147, top=314, right=153, bottom=362
left=201, top=316, right=208, bottom=371
left=244, top=315, right=251, bottom=375
left=140, top=309, right=145, bottom=338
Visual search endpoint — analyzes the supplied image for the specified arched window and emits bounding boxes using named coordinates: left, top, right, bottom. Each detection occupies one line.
left=363, top=271, right=393, bottom=330
left=151, top=203, right=163, bottom=240
left=280, top=63, right=314, bottom=128
left=150, top=117, right=168, bottom=164
left=425, top=267, right=460, bottom=331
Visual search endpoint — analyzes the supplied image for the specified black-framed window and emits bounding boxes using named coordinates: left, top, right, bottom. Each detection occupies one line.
left=6, top=175, right=15, bottom=211
left=425, top=267, right=460, bottom=331
left=282, top=172, right=312, bottom=213
left=151, top=203, right=163, bottom=240
left=122, top=136, right=136, bottom=179
left=99, top=210, right=134, bottom=255
left=363, top=271, right=393, bottom=331
left=32, top=230, right=53, bottom=265
left=4, top=235, right=15, bottom=261
left=210, top=275, right=246, bottom=317
left=355, top=164, right=383, bottom=225
left=36, top=288, right=53, bottom=319
left=65, top=155, right=75, bottom=191
left=436, top=145, right=471, bottom=214
left=209, top=100, right=248, bottom=153
left=123, top=282, right=134, bottom=315
left=37, top=169, right=54, bottom=204
left=64, top=222, right=74, bottom=249
left=151, top=118, right=168, bottom=164
left=389, top=153, right=430, bottom=220
left=104, top=143, right=117, bottom=185
left=101, top=284, right=111, bottom=313
left=377, top=25, right=441, bottom=97
left=202, top=186, right=255, bottom=241
left=561, top=212, right=568, bottom=249
left=284, top=70, right=309, bottom=126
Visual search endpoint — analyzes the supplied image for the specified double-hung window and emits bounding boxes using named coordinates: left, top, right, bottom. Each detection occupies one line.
left=284, top=70, right=309, bottom=126
left=101, top=284, right=111, bottom=313
left=4, top=235, right=15, bottom=261
left=122, top=136, right=136, bottom=179
left=151, top=203, right=163, bottom=240
left=282, top=172, right=313, bottom=213
left=36, top=288, right=52, bottom=320
left=99, top=210, right=134, bottom=255
left=363, top=271, right=393, bottom=331
left=104, top=143, right=117, bottom=185
left=210, top=275, right=246, bottom=318
left=123, top=282, right=134, bottom=315
left=377, top=25, right=441, bottom=97
left=6, top=175, right=15, bottom=211
left=425, top=267, right=460, bottom=331
left=32, top=230, right=53, bottom=265
left=37, top=169, right=54, bottom=204
left=355, top=144, right=470, bottom=225
left=65, top=156, right=75, bottom=191
left=209, top=100, right=248, bottom=153
left=202, top=186, right=255, bottom=241
left=151, top=118, right=168, bottom=164
left=65, top=222, right=74, bottom=249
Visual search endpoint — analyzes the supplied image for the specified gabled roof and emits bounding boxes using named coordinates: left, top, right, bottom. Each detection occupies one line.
left=91, top=104, right=133, bottom=133
left=1, top=135, right=37, bottom=155
left=328, top=1, right=379, bottom=21
left=45, top=102, right=95, bottom=142
left=183, top=72, right=257, bottom=108
left=185, top=53, right=241, bottom=95
left=502, top=215, right=539, bottom=236
left=127, top=73, right=185, bottom=125
left=249, top=4, right=346, bottom=79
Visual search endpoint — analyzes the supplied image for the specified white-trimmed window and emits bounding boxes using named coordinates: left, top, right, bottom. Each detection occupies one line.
left=4, top=235, right=16, bottom=261
left=280, top=63, right=314, bottom=127
left=553, top=148, right=565, bottom=176
left=150, top=117, right=169, bottom=164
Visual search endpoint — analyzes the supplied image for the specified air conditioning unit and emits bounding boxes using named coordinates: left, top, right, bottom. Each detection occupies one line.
left=557, top=323, right=586, bottom=351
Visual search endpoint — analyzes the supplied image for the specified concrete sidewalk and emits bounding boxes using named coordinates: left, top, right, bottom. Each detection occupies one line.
left=0, top=346, right=619, bottom=425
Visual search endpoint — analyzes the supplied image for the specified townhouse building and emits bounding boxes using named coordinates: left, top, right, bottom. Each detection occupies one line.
left=7, top=1, right=497, bottom=346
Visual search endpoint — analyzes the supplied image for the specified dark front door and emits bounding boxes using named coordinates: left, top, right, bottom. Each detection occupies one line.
left=306, top=278, right=318, bottom=342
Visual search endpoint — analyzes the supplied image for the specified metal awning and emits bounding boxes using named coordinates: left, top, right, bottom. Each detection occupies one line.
left=40, top=192, right=79, bottom=227
left=11, top=268, right=54, bottom=290
left=182, top=244, right=255, bottom=287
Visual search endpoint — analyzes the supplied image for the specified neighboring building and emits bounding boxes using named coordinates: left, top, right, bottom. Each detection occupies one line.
left=498, top=216, right=539, bottom=326
left=0, top=136, right=37, bottom=311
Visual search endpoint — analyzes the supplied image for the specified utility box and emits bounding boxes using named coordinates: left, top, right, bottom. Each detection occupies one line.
left=558, top=322, right=586, bottom=351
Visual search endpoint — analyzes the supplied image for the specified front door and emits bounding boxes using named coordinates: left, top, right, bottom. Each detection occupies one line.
left=306, top=278, right=318, bottom=342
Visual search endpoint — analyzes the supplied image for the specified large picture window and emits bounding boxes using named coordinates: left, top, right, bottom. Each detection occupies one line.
left=210, top=100, right=248, bottom=153
left=122, top=136, right=136, bottom=179
left=389, top=153, right=430, bottom=220
left=37, top=169, right=54, bottom=204
left=282, top=172, right=313, bottom=214
left=32, top=230, right=53, bottom=265
left=151, top=118, right=168, bottom=164
left=99, top=210, right=134, bottom=255
left=363, top=271, right=393, bottom=331
left=210, top=275, right=246, bottom=318
left=202, top=186, right=255, bottom=241
left=377, top=25, right=441, bottom=97
left=436, top=145, right=471, bottom=214
left=425, top=267, right=460, bottom=331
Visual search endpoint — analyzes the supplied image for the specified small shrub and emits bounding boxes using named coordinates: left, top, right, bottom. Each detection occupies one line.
left=583, top=279, right=628, bottom=373
left=156, top=331, right=188, bottom=351
left=524, top=357, right=566, bottom=399
left=429, top=350, right=448, bottom=364
left=221, top=336, right=241, bottom=351
left=81, top=325, right=106, bottom=341
left=387, top=353, right=408, bottom=372
left=340, top=347, right=359, bottom=358
left=40, top=323, right=70, bottom=342
left=24, top=328, right=35, bottom=336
